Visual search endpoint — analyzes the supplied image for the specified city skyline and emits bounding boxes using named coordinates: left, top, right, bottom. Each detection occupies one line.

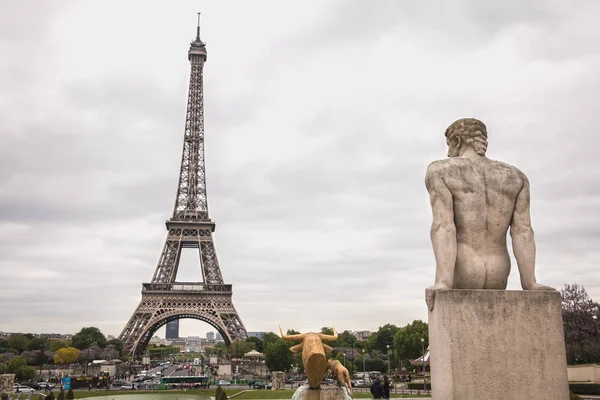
left=1, top=1, right=599, bottom=338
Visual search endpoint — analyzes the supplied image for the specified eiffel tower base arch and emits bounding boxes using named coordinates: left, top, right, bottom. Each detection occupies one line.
left=120, top=283, right=247, bottom=359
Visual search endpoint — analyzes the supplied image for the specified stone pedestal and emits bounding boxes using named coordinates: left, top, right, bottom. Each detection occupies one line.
left=0, top=374, right=15, bottom=400
left=272, top=371, right=285, bottom=390
left=291, top=384, right=352, bottom=400
left=428, top=290, right=569, bottom=400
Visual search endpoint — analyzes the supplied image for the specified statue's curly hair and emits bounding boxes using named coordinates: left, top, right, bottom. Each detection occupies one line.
left=445, top=118, right=488, bottom=156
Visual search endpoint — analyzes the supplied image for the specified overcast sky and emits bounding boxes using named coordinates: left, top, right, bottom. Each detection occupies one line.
left=1, top=0, right=599, bottom=340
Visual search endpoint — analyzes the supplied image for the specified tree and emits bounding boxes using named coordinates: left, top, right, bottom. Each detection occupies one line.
left=365, top=356, right=386, bottom=373
left=49, top=340, right=71, bottom=352
left=8, top=334, right=30, bottom=354
left=0, top=357, right=36, bottom=381
left=393, top=320, right=428, bottom=365
left=0, top=338, right=10, bottom=353
left=106, top=339, right=123, bottom=356
left=72, top=327, right=107, bottom=349
left=246, top=336, right=264, bottom=352
left=561, top=284, right=600, bottom=364
left=27, top=337, right=48, bottom=352
left=262, top=332, right=281, bottom=349
left=229, top=339, right=254, bottom=358
left=368, top=324, right=399, bottom=352
left=265, top=339, right=294, bottom=372
left=337, top=331, right=358, bottom=348
left=54, top=347, right=80, bottom=364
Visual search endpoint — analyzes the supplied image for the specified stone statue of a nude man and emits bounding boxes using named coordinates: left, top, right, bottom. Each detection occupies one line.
left=425, top=118, right=554, bottom=310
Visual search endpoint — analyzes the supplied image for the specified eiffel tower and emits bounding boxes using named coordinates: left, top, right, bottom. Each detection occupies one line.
left=119, top=15, right=248, bottom=358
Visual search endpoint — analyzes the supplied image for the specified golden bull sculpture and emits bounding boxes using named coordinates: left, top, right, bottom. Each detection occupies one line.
left=280, top=327, right=352, bottom=391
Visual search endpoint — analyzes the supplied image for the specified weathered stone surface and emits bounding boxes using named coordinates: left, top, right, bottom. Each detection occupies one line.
left=428, top=290, right=569, bottom=400
left=291, top=384, right=352, bottom=400
left=0, top=374, right=15, bottom=399
left=271, top=371, right=285, bottom=390
left=425, top=118, right=553, bottom=311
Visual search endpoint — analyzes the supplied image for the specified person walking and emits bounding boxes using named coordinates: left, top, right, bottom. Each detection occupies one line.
left=370, top=377, right=384, bottom=399
left=382, top=375, right=391, bottom=399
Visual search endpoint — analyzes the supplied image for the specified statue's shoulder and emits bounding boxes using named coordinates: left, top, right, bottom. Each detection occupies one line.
left=426, top=158, right=460, bottom=177
left=487, top=159, right=528, bottom=180
left=425, top=159, right=455, bottom=190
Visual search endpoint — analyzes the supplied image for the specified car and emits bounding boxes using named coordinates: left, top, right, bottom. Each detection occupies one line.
left=120, top=384, right=137, bottom=390
left=22, top=382, right=42, bottom=390
left=352, top=380, right=366, bottom=388
left=14, top=385, right=35, bottom=393
left=218, top=380, right=231, bottom=386
left=253, top=382, right=272, bottom=389
left=38, top=382, right=56, bottom=390
left=111, top=381, right=127, bottom=387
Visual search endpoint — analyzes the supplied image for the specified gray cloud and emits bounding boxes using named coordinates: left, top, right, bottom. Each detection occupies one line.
left=1, top=1, right=599, bottom=339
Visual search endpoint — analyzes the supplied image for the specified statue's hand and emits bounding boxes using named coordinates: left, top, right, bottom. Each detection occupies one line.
left=425, top=283, right=451, bottom=311
left=522, top=282, right=556, bottom=291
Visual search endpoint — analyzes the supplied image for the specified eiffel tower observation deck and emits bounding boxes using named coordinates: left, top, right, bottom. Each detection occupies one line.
left=119, top=14, right=248, bottom=358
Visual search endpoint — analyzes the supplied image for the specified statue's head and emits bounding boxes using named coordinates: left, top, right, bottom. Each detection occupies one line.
left=445, top=118, right=488, bottom=157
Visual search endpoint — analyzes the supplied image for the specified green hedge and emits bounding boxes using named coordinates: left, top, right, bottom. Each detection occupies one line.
left=569, top=383, right=600, bottom=395
left=407, top=383, right=431, bottom=390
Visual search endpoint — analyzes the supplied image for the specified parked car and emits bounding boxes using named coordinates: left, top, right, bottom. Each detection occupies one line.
left=120, top=384, right=137, bottom=390
left=14, top=385, right=35, bottom=393
left=218, top=380, right=231, bottom=386
left=111, top=381, right=127, bottom=387
left=253, top=382, right=272, bottom=389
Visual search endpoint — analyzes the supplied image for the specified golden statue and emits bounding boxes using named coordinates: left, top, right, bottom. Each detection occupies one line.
left=280, top=327, right=352, bottom=392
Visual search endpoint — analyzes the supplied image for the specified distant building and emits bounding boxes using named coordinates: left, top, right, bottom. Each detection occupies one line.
left=107, top=335, right=116, bottom=340
left=248, top=332, right=266, bottom=340
left=206, top=332, right=215, bottom=340
left=352, top=331, right=372, bottom=341
left=171, top=339, right=186, bottom=352
left=215, top=332, right=223, bottom=341
left=149, top=336, right=172, bottom=347
left=186, top=336, right=202, bottom=352
left=166, top=320, right=180, bottom=339
left=39, top=333, right=63, bottom=339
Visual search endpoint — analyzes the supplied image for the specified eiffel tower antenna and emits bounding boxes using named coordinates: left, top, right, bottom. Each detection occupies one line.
left=119, top=16, right=247, bottom=359
left=196, top=12, right=201, bottom=41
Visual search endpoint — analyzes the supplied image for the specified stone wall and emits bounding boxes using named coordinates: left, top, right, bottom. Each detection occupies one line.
left=568, top=364, right=600, bottom=383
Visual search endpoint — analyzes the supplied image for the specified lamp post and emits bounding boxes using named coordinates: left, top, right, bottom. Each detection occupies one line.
left=362, top=349, right=366, bottom=383
left=343, top=353, right=346, bottom=368
left=420, top=338, right=426, bottom=392
left=386, top=344, right=390, bottom=376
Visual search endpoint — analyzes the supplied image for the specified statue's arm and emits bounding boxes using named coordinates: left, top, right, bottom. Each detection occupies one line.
left=426, top=164, right=457, bottom=290
left=510, top=174, right=553, bottom=290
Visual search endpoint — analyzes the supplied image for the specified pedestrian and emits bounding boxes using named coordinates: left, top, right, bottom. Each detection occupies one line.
left=382, top=375, right=390, bottom=399
left=370, top=377, right=384, bottom=399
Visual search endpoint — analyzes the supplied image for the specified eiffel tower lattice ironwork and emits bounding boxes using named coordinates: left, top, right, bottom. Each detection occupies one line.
left=119, top=16, right=248, bottom=358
